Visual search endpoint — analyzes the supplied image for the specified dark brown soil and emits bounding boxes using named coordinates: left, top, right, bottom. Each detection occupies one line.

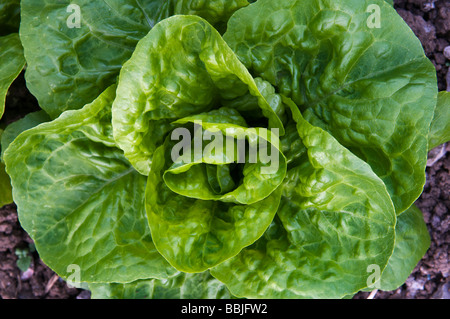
left=0, top=0, right=449, bottom=299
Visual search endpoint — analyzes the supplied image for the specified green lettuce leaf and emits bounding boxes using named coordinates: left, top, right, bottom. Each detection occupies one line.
left=428, top=91, right=450, bottom=150
left=0, top=0, right=20, bottom=36
left=0, top=33, right=25, bottom=119
left=372, top=205, right=430, bottom=292
left=0, top=129, right=12, bottom=207
left=222, top=77, right=288, bottom=127
left=20, top=0, right=249, bottom=118
left=1, top=110, right=51, bottom=159
left=3, top=86, right=177, bottom=283
left=211, top=102, right=397, bottom=298
left=168, top=108, right=286, bottom=204
left=0, top=110, right=49, bottom=207
left=141, top=105, right=286, bottom=273
left=0, top=161, right=12, bottom=207
left=89, top=271, right=232, bottom=299
left=224, top=0, right=438, bottom=214
left=8, top=0, right=438, bottom=299
left=112, top=15, right=284, bottom=175
left=280, top=120, right=307, bottom=167
left=146, top=136, right=283, bottom=272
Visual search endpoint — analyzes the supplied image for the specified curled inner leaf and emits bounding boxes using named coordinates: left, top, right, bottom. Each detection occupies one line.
left=145, top=108, right=286, bottom=273
left=112, top=15, right=285, bottom=175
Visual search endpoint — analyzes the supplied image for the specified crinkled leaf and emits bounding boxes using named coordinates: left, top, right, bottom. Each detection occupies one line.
left=428, top=91, right=450, bottom=150
left=4, top=86, right=177, bottom=283
left=222, top=77, right=288, bottom=127
left=1, top=110, right=51, bottom=160
left=112, top=15, right=284, bottom=175
left=167, top=108, right=286, bottom=204
left=159, top=0, right=250, bottom=34
left=89, top=271, right=232, bottom=299
left=146, top=135, right=282, bottom=273
left=211, top=104, right=396, bottom=299
left=0, top=33, right=25, bottom=119
left=20, top=0, right=249, bottom=118
left=280, top=120, right=307, bottom=167
left=224, top=0, right=437, bottom=214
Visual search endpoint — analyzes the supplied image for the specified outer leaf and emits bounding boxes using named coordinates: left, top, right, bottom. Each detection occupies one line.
left=0, top=0, right=20, bottom=35
left=20, top=0, right=249, bottom=118
left=89, top=271, right=232, bottom=299
left=0, top=33, right=25, bottom=119
left=211, top=104, right=396, bottom=299
left=146, top=137, right=282, bottom=273
left=0, top=129, right=12, bottom=207
left=159, top=0, right=249, bottom=34
left=112, top=15, right=284, bottom=175
left=0, top=161, right=12, bottom=207
left=375, top=205, right=430, bottom=291
left=428, top=91, right=450, bottom=150
left=4, top=86, right=177, bottom=283
left=1, top=110, right=50, bottom=159
left=0, top=111, right=49, bottom=206
left=224, top=0, right=438, bottom=214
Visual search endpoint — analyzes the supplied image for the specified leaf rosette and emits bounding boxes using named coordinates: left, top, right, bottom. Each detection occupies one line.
left=3, top=0, right=443, bottom=299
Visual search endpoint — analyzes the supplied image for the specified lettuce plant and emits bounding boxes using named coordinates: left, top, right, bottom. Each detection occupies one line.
left=1, top=0, right=449, bottom=299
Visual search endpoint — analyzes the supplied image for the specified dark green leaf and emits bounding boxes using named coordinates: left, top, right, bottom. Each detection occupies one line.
left=20, top=0, right=250, bottom=118
left=89, top=271, right=233, bottom=299
left=224, top=0, right=438, bottom=214
left=428, top=91, right=450, bottom=150
left=4, top=86, right=177, bottom=283
left=0, top=33, right=25, bottom=119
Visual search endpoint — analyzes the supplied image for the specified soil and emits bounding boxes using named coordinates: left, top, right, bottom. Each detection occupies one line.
left=0, top=0, right=449, bottom=299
